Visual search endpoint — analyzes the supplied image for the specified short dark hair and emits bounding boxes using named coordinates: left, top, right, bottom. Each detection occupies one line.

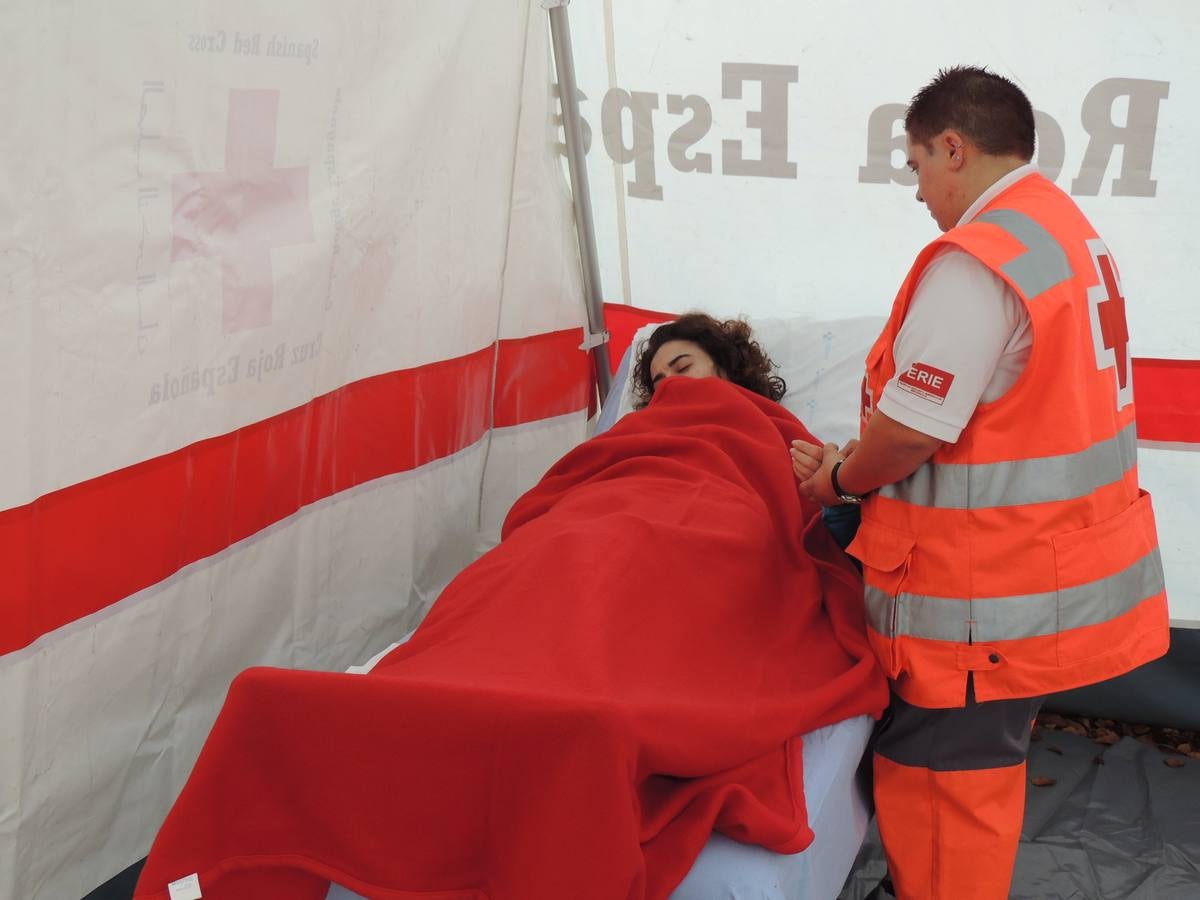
left=905, top=65, right=1035, bottom=161
left=631, top=313, right=786, bottom=409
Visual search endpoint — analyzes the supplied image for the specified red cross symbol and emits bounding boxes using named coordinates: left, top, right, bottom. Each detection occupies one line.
left=172, top=89, right=314, bottom=333
left=860, top=375, right=875, bottom=423
left=1095, top=253, right=1129, bottom=391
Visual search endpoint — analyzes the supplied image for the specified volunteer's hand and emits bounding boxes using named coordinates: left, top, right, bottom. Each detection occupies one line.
left=840, top=438, right=861, bottom=459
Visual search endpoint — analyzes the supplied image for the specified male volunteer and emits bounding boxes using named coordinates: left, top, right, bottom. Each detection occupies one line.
left=792, top=66, right=1169, bottom=899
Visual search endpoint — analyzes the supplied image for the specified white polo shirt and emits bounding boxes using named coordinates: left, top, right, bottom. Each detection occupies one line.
left=876, top=164, right=1039, bottom=443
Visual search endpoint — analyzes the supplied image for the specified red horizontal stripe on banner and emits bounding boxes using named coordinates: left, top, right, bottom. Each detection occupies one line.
left=1132, top=357, right=1200, bottom=444
left=0, top=330, right=591, bottom=656
left=495, top=329, right=593, bottom=426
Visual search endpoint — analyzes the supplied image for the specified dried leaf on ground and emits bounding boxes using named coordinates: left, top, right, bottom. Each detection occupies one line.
left=1031, top=776, right=1058, bottom=786
left=1037, top=712, right=1199, bottom=757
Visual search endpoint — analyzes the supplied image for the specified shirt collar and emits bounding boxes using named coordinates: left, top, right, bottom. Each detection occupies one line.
left=956, top=163, right=1041, bottom=228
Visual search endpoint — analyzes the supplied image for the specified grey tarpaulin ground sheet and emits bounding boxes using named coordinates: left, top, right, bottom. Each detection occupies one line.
left=838, top=732, right=1200, bottom=900
left=1049, top=629, right=1200, bottom=732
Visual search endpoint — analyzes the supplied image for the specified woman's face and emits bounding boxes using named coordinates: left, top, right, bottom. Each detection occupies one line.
left=648, top=339, right=722, bottom=390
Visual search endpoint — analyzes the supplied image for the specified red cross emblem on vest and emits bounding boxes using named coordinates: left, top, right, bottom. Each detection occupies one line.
left=1086, top=239, right=1133, bottom=410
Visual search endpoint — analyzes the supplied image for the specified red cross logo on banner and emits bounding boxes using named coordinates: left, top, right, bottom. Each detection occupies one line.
left=172, top=89, right=314, bottom=333
left=1086, top=239, right=1133, bottom=410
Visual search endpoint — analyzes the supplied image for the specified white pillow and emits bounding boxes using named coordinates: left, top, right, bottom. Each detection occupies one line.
left=606, top=315, right=886, bottom=446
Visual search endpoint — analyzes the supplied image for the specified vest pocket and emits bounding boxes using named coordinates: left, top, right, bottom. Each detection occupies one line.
left=847, top=518, right=917, bottom=678
left=1051, top=490, right=1161, bottom=666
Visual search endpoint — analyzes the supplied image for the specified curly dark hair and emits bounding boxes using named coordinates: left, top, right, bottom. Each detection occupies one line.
left=630, top=313, right=786, bottom=409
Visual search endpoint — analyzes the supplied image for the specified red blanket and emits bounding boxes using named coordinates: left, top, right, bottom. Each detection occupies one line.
left=135, top=376, right=887, bottom=900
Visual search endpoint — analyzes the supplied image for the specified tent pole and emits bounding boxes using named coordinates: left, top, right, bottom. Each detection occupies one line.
left=546, top=0, right=613, bottom=404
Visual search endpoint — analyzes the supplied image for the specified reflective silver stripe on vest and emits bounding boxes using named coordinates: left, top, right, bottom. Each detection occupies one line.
left=975, top=208, right=1073, bottom=299
left=878, top=422, right=1137, bottom=510
left=865, top=547, right=1165, bottom=643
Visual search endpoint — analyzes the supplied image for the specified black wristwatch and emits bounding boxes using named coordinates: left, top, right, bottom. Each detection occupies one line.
left=830, top=460, right=866, bottom=505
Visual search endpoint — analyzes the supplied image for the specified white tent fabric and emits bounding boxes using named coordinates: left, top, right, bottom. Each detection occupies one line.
left=4, top=2, right=1199, bottom=899
left=569, top=0, right=1200, bottom=626
left=0, top=3, right=590, bottom=898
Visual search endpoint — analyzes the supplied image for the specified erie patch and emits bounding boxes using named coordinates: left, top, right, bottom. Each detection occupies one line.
left=897, top=362, right=954, bottom=405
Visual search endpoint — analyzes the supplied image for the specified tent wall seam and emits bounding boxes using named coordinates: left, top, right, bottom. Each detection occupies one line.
left=475, top=0, right=536, bottom=531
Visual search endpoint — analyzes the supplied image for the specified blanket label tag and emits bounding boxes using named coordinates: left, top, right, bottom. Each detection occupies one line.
left=168, top=873, right=202, bottom=900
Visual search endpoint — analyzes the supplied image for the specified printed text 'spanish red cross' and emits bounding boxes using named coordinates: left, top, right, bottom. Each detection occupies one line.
left=172, top=89, right=314, bottom=333
left=1096, top=253, right=1129, bottom=390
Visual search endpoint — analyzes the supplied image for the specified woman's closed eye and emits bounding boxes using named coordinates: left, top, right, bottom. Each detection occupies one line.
left=646, top=342, right=718, bottom=392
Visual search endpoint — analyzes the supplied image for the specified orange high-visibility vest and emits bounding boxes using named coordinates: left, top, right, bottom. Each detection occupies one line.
left=849, top=172, right=1169, bottom=709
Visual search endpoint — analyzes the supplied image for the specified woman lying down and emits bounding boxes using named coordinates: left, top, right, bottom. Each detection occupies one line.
left=135, top=313, right=888, bottom=900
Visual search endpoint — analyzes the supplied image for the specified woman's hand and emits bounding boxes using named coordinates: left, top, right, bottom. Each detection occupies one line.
left=790, top=440, right=826, bottom=482
left=792, top=440, right=844, bottom=505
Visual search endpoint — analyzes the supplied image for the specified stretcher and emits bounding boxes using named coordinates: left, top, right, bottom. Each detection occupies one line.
left=329, top=315, right=886, bottom=899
